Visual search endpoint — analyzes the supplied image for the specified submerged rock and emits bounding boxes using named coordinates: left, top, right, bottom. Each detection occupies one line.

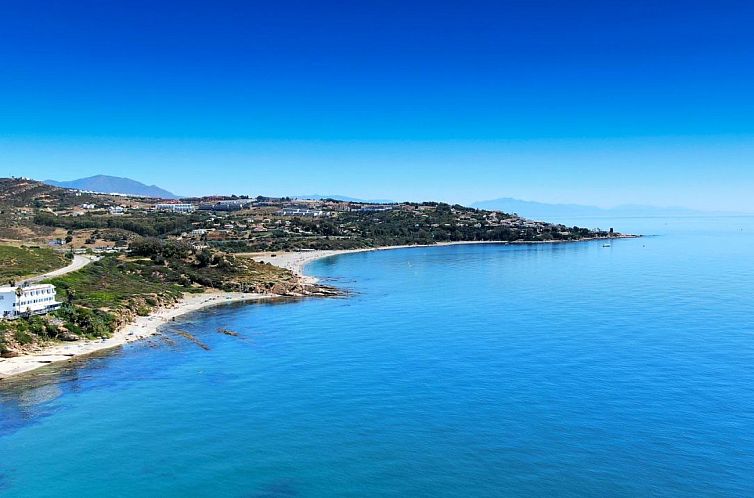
left=175, top=330, right=210, bottom=350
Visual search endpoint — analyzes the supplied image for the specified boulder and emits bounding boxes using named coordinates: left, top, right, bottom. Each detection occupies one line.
left=59, top=331, right=81, bottom=342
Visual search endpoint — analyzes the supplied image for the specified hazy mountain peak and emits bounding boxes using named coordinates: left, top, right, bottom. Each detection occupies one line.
left=470, top=197, right=714, bottom=218
left=44, top=175, right=178, bottom=199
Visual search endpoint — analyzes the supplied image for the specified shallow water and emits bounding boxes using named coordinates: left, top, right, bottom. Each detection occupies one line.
left=1, top=217, right=754, bottom=497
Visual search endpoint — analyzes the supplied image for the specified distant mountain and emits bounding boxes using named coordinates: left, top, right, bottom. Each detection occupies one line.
left=470, top=197, right=714, bottom=219
left=295, top=194, right=395, bottom=204
left=44, top=175, right=178, bottom=199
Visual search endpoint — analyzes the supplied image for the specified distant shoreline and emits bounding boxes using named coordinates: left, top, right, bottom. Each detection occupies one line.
left=0, top=235, right=635, bottom=380
left=250, top=235, right=638, bottom=282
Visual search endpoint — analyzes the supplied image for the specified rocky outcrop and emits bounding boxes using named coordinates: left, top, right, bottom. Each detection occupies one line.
left=59, top=331, right=80, bottom=341
left=116, top=293, right=182, bottom=328
left=222, top=276, right=342, bottom=297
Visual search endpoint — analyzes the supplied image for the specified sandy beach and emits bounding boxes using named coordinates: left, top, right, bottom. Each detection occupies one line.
left=249, top=241, right=515, bottom=282
left=251, top=248, right=383, bottom=283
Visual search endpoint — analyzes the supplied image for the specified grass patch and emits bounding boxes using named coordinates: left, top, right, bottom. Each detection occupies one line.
left=46, top=256, right=187, bottom=309
left=0, top=245, right=68, bottom=282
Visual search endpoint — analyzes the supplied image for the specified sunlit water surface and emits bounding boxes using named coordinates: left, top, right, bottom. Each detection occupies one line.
left=1, top=217, right=753, bottom=497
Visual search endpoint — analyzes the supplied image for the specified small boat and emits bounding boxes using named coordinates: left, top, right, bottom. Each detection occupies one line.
left=602, top=243, right=611, bottom=248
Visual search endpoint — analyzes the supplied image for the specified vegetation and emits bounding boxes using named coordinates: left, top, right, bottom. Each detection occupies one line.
left=0, top=314, right=71, bottom=355
left=0, top=245, right=68, bottom=281
left=47, top=254, right=189, bottom=309
left=231, top=203, right=604, bottom=252
left=2, top=178, right=610, bottom=255
left=0, top=241, right=307, bottom=354
left=43, top=240, right=293, bottom=321
left=34, top=211, right=201, bottom=237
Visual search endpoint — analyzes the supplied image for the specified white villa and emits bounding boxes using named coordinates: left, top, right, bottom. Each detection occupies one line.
left=0, top=284, right=62, bottom=319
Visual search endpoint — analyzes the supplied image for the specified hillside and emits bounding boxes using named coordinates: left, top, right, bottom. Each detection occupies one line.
left=0, top=178, right=97, bottom=242
left=1, top=177, right=619, bottom=250
left=44, top=175, right=178, bottom=199
left=0, top=245, right=69, bottom=282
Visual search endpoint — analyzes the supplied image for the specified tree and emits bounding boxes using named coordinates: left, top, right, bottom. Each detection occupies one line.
left=196, top=249, right=213, bottom=267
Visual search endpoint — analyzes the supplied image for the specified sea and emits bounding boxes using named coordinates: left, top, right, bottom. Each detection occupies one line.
left=1, top=216, right=753, bottom=497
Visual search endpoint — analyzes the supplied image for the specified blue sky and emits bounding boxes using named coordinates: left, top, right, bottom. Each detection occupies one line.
left=2, top=1, right=753, bottom=210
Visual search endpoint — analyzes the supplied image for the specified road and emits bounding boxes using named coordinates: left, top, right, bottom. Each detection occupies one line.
left=20, top=254, right=98, bottom=286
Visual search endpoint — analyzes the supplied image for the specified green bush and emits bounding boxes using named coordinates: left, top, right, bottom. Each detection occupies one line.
left=55, top=304, right=116, bottom=338
left=14, top=329, right=34, bottom=345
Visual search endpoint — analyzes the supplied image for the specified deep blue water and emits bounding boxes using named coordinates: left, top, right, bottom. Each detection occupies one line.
left=1, top=217, right=754, bottom=497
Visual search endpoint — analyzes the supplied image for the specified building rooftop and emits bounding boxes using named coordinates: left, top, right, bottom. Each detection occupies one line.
left=0, top=283, right=56, bottom=293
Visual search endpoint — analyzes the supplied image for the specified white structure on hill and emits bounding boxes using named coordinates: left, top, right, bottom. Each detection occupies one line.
left=155, top=203, right=195, bottom=213
left=278, top=208, right=324, bottom=217
left=0, top=284, right=62, bottom=319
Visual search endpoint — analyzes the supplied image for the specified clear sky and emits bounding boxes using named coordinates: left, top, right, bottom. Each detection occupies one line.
left=2, top=1, right=753, bottom=210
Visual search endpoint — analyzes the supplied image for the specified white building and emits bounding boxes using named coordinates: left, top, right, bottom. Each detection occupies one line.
left=278, top=208, right=324, bottom=217
left=0, top=284, right=62, bottom=319
left=155, top=203, right=196, bottom=213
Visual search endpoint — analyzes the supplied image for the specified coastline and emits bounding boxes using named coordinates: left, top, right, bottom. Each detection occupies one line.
left=0, top=235, right=633, bottom=380
left=249, top=236, right=636, bottom=282
left=0, top=291, right=279, bottom=380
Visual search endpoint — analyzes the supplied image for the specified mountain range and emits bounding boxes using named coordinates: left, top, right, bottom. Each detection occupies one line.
left=470, top=197, right=727, bottom=219
left=44, top=175, right=178, bottom=199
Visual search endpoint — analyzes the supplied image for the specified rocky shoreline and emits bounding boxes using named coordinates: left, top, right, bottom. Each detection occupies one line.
left=0, top=272, right=341, bottom=380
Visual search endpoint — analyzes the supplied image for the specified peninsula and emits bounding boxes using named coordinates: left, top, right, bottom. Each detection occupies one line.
left=0, top=177, right=631, bottom=378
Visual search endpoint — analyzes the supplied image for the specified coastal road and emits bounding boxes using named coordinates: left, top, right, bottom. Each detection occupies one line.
left=20, top=254, right=98, bottom=286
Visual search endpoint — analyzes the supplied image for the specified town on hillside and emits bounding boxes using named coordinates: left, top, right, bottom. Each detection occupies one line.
left=1, top=177, right=614, bottom=256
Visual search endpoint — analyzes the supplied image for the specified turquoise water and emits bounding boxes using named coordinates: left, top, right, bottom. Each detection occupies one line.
left=2, top=217, right=754, bottom=497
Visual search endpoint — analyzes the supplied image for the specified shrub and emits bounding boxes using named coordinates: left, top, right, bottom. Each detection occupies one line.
left=14, top=329, right=34, bottom=345
left=55, top=304, right=116, bottom=338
